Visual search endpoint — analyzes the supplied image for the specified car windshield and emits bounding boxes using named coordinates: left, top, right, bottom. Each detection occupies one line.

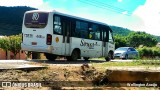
left=115, top=47, right=128, bottom=51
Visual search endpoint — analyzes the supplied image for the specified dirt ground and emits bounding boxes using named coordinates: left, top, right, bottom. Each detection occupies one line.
left=0, top=62, right=159, bottom=90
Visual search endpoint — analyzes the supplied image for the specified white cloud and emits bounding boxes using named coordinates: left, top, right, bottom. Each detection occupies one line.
left=117, top=0, right=123, bottom=2
left=37, top=2, right=53, bottom=10
left=133, top=0, right=160, bottom=36
left=122, top=11, right=128, bottom=15
left=0, top=0, right=43, bottom=7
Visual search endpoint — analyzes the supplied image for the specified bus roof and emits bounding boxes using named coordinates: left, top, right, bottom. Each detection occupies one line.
left=25, top=10, right=112, bottom=31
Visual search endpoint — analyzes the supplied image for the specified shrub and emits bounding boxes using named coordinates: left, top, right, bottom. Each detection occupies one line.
left=0, top=34, right=21, bottom=59
left=137, top=47, right=160, bottom=59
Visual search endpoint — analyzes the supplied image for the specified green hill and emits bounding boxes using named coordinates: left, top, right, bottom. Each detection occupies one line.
left=0, top=6, right=160, bottom=41
left=0, top=6, right=36, bottom=35
left=110, top=26, right=160, bottom=41
left=110, top=26, right=133, bottom=36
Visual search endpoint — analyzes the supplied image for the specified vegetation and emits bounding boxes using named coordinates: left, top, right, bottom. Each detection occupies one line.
left=126, top=32, right=158, bottom=47
left=0, top=34, right=22, bottom=59
left=114, top=32, right=158, bottom=48
left=112, top=26, right=160, bottom=59
left=111, top=26, right=133, bottom=36
left=0, top=6, right=36, bottom=36
left=111, top=25, right=160, bottom=42
left=137, top=47, right=160, bottom=59
left=114, top=35, right=127, bottom=49
left=0, top=6, right=159, bottom=59
left=0, top=36, right=10, bottom=51
left=113, top=32, right=159, bottom=59
left=8, top=34, right=22, bottom=58
left=0, top=36, right=10, bottom=59
left=92, top=60, right=160, bottom=67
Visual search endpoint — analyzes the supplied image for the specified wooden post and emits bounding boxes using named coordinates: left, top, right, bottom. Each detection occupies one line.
left=6, top=50, right=10, bottom=60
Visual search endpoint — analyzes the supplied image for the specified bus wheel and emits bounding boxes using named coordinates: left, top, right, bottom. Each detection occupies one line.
left=71, top=50, right=79, bottom=61
left=105, top=52, right=113, bottom=61
left=84, top=57, right=89, bottom=61
left=66, top=56, right=71, bottom=61
left=44, top=53, right=57, bottom=61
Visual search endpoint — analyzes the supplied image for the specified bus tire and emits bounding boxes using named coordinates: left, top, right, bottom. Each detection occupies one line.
left=84, top=57, right=89, bottom=61
left=44, top=53, right=57, bottom=61
left=105, top=52, right=113, bottom=61
left=66, top=56, right=72, bottom=61
left=71, top=50, right=79, bottom=61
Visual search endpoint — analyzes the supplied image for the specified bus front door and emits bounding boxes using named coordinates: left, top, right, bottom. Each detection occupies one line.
left=102, top=29, right=107, bottom=57
left=61, top=19, right=70, bottom=56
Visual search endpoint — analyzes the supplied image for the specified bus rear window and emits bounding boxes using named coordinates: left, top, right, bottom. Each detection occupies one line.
left=24, top=12, right=48, bottom=28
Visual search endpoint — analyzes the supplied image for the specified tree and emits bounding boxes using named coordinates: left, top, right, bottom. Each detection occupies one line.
left=127, top=32, right=158, bottom=47
left=8, top=34, right=22, bottom=59
left=0, top=36, right=10, bottom=51
left=0, top=34, right=22, bottom=59
left=114, top=35, right=127, bottom=49
left=0, top=36, right=10, bottom=59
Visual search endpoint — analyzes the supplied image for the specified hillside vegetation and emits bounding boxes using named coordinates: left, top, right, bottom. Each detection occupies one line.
left=0, top=6, right=36, bottom=35
left=111, top=26, right=160, bottom=42
left=0, top=6, right=160, bottom=41
left=110, top=26, right=133, bottom=36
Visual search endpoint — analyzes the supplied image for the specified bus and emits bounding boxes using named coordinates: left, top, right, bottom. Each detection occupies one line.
left=21, top=10, right=115, bottom=61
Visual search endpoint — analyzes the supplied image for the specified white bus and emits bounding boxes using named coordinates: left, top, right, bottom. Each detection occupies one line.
left=21, top=10, right=115, bottom=61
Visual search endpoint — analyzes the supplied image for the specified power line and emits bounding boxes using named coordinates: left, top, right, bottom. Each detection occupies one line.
left=77, top=0, right=141, bottom=30
left=91, top=0, right=132, bottom=14
left=78, top=0, right=132, bottom=15
left=78, top=0, right=138, bottom=28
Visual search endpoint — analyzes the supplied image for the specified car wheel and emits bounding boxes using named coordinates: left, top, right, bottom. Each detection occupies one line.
left=105, top=52, right=113, bottom=61
left=124, top=54, right=128, bottom=60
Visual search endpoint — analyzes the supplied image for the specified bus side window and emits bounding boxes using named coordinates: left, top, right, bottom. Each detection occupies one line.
left=75, top=21, right=88, bottom=39
left=72, top=21, right=76, bottom=37
left=95, top=29, right=100, bottom=40
left=54, top=16, right=62, bottom=35
left=75, top=21, right=81, bottom=37
left=103, top=29, right=107, bottom=42
left=89, top=24, right=100, bottom=40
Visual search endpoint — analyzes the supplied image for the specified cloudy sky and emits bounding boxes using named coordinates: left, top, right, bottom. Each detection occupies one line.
left=0, top=0, right=160, bottom=36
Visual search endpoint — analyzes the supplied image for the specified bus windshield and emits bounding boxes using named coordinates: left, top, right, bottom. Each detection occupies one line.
left=24, top=12, right=48, bottom=28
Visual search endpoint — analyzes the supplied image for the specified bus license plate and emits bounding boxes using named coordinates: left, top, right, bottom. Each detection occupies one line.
left=31, top=42, right=37, bottom=45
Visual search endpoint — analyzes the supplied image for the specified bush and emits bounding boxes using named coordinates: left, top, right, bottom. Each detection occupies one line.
left=137, top=47, right=160, bottom=59
left=0, top=34, right=21, bottom=59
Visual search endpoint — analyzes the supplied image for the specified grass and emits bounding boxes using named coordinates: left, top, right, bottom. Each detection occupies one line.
left=91, top=59, right=160, bottom=67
